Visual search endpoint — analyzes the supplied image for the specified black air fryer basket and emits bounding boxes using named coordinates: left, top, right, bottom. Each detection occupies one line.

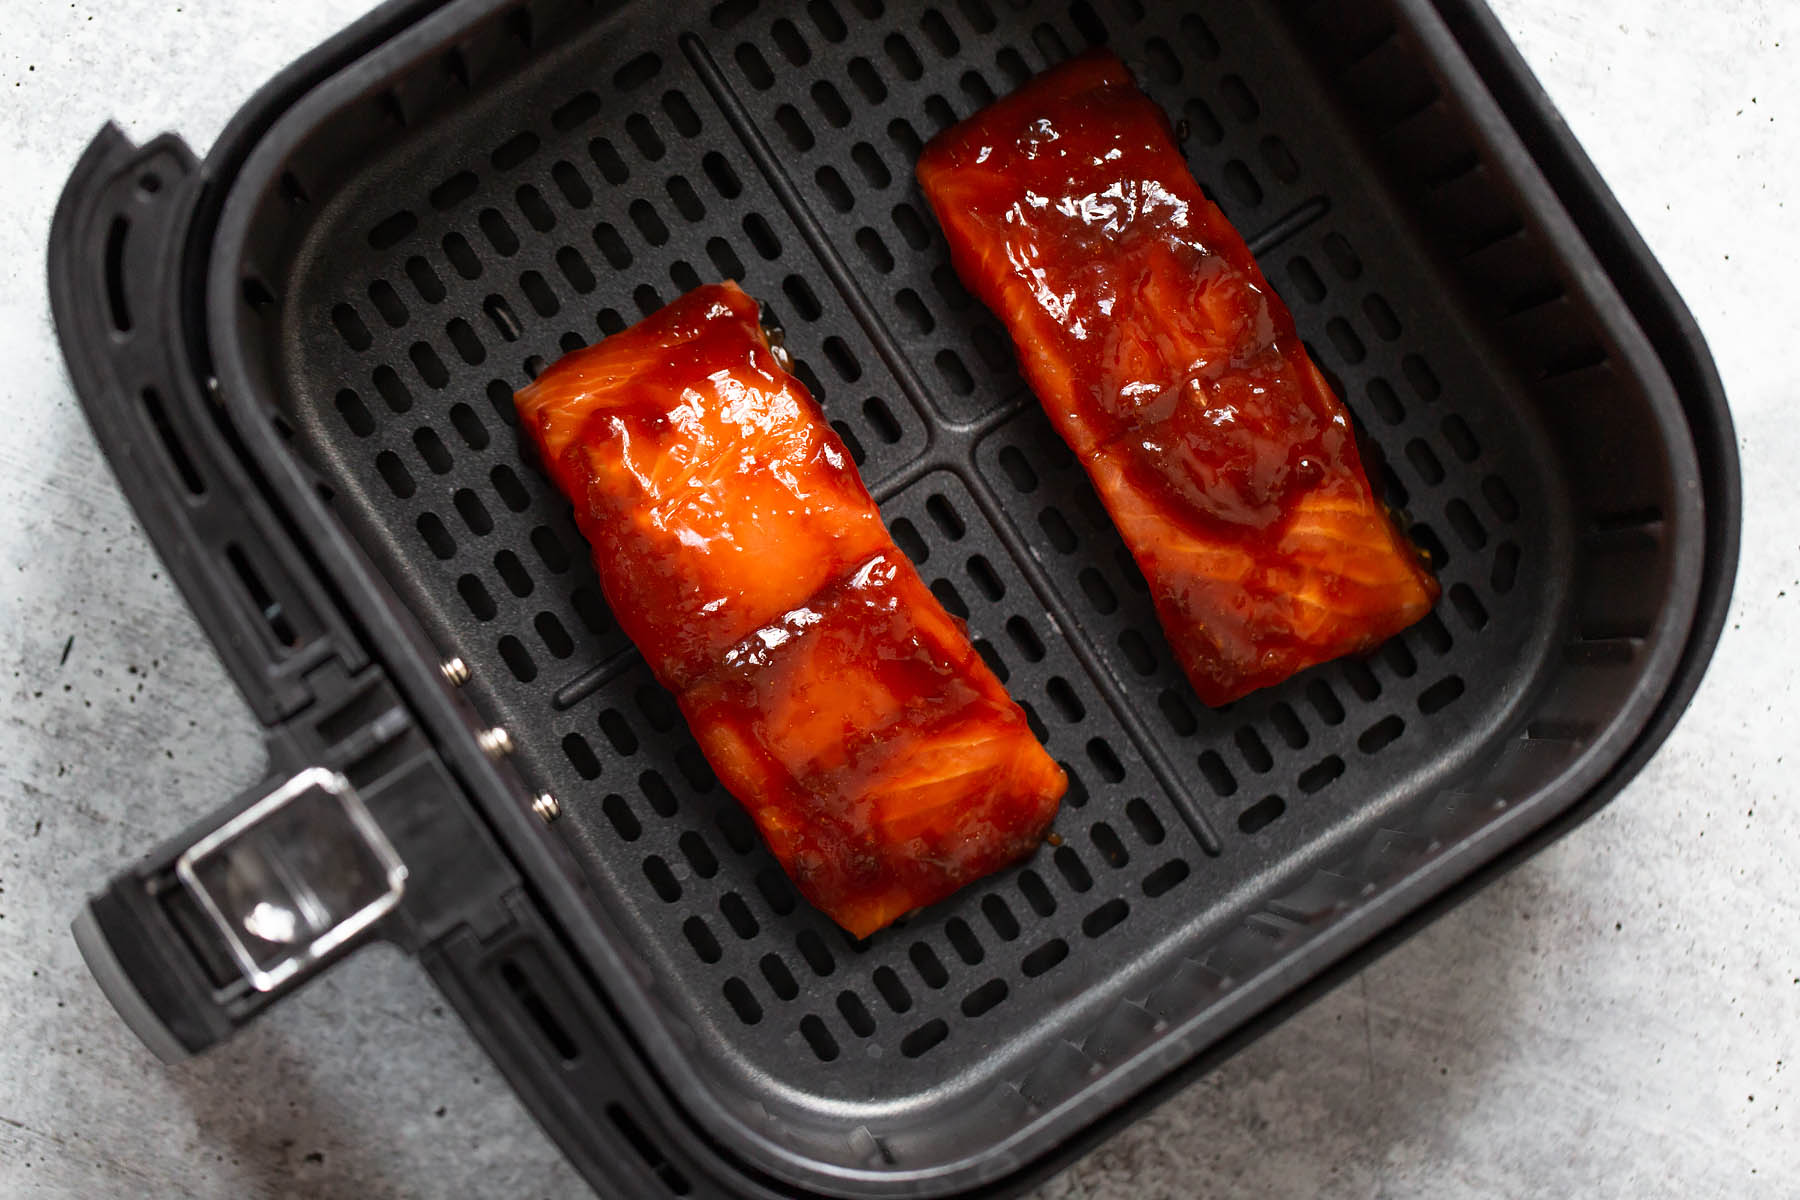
left=50, top=0, right=1738, bottom=1195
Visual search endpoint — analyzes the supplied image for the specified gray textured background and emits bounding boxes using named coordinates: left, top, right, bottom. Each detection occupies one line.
left=2, top=1, right=1794, bottom=1196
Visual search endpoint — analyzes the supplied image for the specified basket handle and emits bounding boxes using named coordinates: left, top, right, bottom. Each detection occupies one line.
left=48, top=126, right=432, bottom=1056
left=74, top=767, right=411, bottom=1060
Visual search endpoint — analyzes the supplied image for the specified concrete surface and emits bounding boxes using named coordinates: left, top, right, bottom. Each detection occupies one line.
left=1, top=1, right=1794, bottom=1197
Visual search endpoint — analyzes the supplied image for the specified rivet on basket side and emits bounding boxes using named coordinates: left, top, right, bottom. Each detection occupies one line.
left=476, top=726, right=514, bottom=759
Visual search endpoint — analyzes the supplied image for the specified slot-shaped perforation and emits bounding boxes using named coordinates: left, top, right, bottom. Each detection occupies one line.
left=270, top=0, right=1595, bottom=1157
left=715, top=0, right=1086, bottom=423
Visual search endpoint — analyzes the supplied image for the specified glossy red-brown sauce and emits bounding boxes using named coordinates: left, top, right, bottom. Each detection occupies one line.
left=918, top=50, right=1438, bottom=705
left=516, top=283, right=1064, bottom=936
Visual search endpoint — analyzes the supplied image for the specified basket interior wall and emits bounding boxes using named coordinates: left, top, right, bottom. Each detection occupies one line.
left=218, top=0, right=1687, bottom=1176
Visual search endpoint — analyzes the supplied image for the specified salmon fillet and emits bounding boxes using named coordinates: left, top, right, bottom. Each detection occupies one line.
left=916, top=50, right=1438, bottom=706
left=516, top=282, right=1065, bottom=936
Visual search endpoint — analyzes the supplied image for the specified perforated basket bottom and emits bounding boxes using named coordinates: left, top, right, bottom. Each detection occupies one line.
left=272, top=0, right=1568, bottom=1164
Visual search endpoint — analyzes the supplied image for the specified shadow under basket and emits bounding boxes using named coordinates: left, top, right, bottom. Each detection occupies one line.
left=50, top=0, right=1737, bottom=1196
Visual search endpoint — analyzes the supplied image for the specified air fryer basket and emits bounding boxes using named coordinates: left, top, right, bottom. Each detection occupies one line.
left=52, top=0, right=1726, bottom=1195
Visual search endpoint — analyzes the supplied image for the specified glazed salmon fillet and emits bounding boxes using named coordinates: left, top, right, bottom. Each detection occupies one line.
left=916, top=50, right=1438, bottom=706
left=516, top=282, right=1065, bottom=936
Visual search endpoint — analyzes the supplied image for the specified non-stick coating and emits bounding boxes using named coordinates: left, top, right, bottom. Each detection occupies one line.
left=215, top=0, right=1698, bottom=1187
